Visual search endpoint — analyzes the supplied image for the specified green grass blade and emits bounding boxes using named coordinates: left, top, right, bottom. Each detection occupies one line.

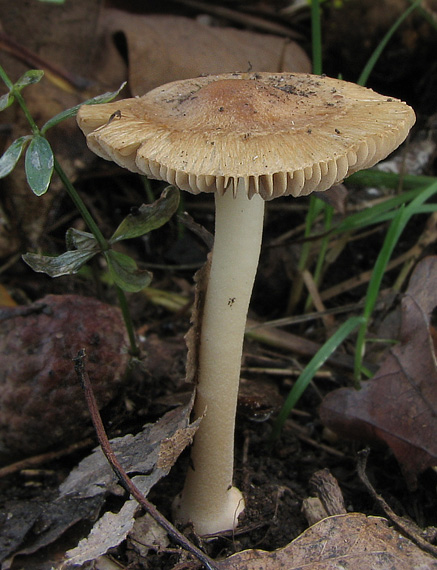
left=271, top=315, right=365, bottom=438
left=311, top=0, right=323, bottom=75
left=357, top=0, right=422, bottom=86
left=348, top=170, right=436, bottom=190
left=354, top=179, right=437, bottom=380
left=334, top=187, right=434, bottom=234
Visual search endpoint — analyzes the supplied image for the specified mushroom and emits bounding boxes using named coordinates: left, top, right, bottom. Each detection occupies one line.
left=77, top=72, right=415, bottom=535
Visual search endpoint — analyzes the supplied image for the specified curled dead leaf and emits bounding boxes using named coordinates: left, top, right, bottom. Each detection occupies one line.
left=102, top=12, right=311, bottom=96
left=320, top=256, right=437, bottom=486
left=217, top=513, right=437, bottom=570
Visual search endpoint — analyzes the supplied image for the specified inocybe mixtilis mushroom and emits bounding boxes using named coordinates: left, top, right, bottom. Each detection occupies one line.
left=77, top=72, right=415, bottom=535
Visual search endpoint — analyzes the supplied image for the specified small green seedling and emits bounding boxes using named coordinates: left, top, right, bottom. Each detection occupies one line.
left=0, top=66, right=180, bottom=354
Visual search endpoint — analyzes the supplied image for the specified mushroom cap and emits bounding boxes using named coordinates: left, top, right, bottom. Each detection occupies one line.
left=77, top=72, right=415, bottom=200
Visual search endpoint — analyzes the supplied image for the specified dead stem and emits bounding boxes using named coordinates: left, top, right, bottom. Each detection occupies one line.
left=357, top=448, right=437, bottom=558
left=0, top=438, right=94, bottom=478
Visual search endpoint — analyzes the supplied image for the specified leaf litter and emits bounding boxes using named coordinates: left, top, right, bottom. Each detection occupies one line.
left=61, top=400, right=199, bottom=566
left=101, top=11, right=311, bottom=96
left=1, top=2, right=437, bottom=568
left=1, top=400, right=199, bottom=568
left=58, top=252, right=437, bottom=568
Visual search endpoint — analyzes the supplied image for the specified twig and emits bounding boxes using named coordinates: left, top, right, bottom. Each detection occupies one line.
left=245, top=317, right=367, bottom=372
left=171, top=0, right=301, bottom=38
left=0, top=30, right=90, bottom=91
left=0, top=438, right=94, bottom=478
left=73, top=349, right=219, bottom=570
left=285, top=418, right=345, bottom=458
left=356, top=448, right=437, bottom=557
left=301, top=269, right=336, bottom=331
left=320, top=230, right=437, bottom=302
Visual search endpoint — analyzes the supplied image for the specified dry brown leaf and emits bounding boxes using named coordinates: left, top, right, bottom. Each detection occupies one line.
left=101, top=12, right=311, bottom=95
left=0, top=493, right=105, bottom=568
left=0, top=0, right=102, bottom=81
left=185, top=256, right=210, bottom=386
left=320, top=256, right=437, bottom=486
left=217, top=513, right=437, bottom=569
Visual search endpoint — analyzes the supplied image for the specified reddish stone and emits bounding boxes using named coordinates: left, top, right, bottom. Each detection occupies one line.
left=0, top=295, right=130, bottom=460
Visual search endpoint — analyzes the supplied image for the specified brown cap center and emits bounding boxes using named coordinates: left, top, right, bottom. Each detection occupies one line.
left=174, top=78, right=319, bottom=133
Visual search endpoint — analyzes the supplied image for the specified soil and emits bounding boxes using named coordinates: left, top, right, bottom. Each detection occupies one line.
left=1, top=2, right=437, bottom=569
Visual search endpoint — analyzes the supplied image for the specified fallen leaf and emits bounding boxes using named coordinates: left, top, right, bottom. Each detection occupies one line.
left=63, top=498, right=141, bottom=568
left=59, top=401, right=197, bottom=499
left=0, top=492, right=105, bottom=567
left=185, top=257, right=210, bottom=386
left=101, top=12, right=311, bottom=96
left=320, top=256, right=437, bottom=486
left=157, top=424, right=198, bottom=470
left=0, top=294, right=130, bottom=460
left=0, top=0, right=101, bottom=86
left=217, top=513, right=437, bottom=570
left=127, top=513, right=170, bottom=560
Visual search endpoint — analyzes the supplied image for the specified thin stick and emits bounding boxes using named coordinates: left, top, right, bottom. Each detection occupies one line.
left=0, top=438, right=94, bottom=478
left=0, top=30, right=90, bottom=91
left=357, top=448, right=437, bottom=557
left=73, top=349, right=219, bottom=570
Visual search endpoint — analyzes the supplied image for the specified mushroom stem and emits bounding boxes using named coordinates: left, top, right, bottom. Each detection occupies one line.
left=177, top=184, right=265, bottom=535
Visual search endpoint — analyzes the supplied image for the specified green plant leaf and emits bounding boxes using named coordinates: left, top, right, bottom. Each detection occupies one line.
left=0, top=92, right=14, bottom=111
left=66, top=228, right=99, bottom=251
left=111, top=186, right=180, bottom=243
left=0, top=136, right=31, bottom=178
left=41, top=82, right=127, bottom=133
left=25, top=135, right=54, bottom=195
left=22, top=249, right=97, bottom=277
left=15, top=70, right=45, bottom=90
left=105, top=250, right=152, bottom=292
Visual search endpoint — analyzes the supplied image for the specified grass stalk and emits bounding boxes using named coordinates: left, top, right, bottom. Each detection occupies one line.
left=353, top=179, right=437, bottom=381
left=271, top=315, right=365, bottom=439
left=311, top=0, right=323, bottom=75
left=357, top=0, right=423, bottom=86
